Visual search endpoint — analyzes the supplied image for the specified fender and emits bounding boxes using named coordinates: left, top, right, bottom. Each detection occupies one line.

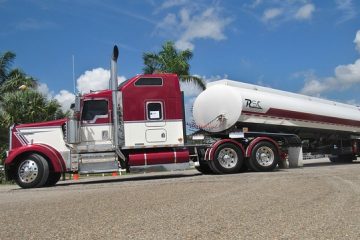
left=5, top=144, right=66, bottom=172
left=245, top=137, right=280, bottom=158
left=206, top=139, right=245, bottom=161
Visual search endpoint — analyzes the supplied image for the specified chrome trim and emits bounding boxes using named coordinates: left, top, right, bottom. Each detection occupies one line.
left=9, top=125, right=13, bottom=150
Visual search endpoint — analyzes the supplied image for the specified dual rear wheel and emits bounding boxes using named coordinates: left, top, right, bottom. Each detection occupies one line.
left=195, top=141, right=279, bottom=174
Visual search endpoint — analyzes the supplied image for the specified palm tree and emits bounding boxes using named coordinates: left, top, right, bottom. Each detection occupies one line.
left=0, top=51, right=16, bottom=85
left=0, top=51, right=65, bottom=164
left=0, top=90, right=64, bottom=126
left=0, top=69, right=37, bottom=95
left=143, top=41, right=206, bottom=90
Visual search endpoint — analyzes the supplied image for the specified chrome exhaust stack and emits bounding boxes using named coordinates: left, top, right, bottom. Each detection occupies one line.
left=110, top=45, right=125, bottom=161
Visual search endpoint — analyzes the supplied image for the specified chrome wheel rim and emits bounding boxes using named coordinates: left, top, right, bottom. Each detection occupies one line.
left=256, top=146, right=274, bottom=167
left=217, top=148, right=238, bottom=169
left=18, top=160, right=39, bottom=183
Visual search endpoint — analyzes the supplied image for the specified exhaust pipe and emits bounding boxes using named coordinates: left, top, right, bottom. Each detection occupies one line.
left=110, top=45, right=125, bottom=161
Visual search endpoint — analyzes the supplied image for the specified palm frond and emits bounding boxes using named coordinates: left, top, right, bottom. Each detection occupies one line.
left=0, top=51, right=16, bottom=84
left=179, top=75, right=206, bottom=90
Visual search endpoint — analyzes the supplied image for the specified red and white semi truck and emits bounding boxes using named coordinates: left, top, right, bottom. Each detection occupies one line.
left=4, top=46, right=360, bottom=188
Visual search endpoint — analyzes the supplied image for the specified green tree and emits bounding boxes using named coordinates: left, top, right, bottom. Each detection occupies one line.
left=0, top=69, right=37, bottom=95
left=143, top=41, right=206, bottom=90
left=0, top=51, right=66, bottom=165
left=0, top=90, right=64, bottom=126
left=0, top=51, right=16, bottom=85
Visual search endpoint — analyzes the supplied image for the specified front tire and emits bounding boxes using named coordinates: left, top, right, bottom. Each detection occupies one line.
left=45, top=172, right=61, bottom=186
left=212, top=143, right=244, bottom=174
left=248, top=141, right=279, bottom=172
left=15, top=154, right=49, bottom=189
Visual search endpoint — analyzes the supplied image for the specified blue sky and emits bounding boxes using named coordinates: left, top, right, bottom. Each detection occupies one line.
left=1, top=0, right=360, bottom=111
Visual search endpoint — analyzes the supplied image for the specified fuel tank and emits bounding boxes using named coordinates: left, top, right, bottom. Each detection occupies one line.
left=193, top=80, right=360, bottom=133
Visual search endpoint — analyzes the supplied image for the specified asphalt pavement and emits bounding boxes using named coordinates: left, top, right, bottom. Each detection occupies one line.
left=1, top=158, right=360, bottom=240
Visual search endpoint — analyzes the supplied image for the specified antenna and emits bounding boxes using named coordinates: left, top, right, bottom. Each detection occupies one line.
left=72, top=55, right=76, bottom=93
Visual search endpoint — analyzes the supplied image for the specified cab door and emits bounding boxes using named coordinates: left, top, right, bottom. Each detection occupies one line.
left=80, top=99, right=113, bottom=148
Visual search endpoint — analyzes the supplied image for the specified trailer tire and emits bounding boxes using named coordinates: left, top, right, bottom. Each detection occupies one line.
left=329, top=154, right=355, bottom=163
left=15, top=153, right=49, bottom=189
left=208, top=160, right=222, bottom=174
left=45, top=172, right=61, bottom=186
left=212, top=143, right=244, bottom=174
left=249, top=141, right=279, bottom=172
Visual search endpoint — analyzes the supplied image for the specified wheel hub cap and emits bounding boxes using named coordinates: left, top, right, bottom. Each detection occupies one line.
left=256, top=146, right=274, bottom=167
left=18, top=160, right=38, bottom=183
left=218, top=148, right=238, bottom=169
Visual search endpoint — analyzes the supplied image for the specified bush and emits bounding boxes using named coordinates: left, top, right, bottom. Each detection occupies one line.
left=0, top=165, right=5, bottom=184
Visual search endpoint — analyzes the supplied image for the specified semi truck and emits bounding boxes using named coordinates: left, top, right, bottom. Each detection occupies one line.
left=4, top=46, right=360, bottom=188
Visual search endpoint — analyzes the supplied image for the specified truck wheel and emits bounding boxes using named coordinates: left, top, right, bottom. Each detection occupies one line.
left=45, top=172, right=61, bottom=186
left=15, top=153, right=49, bottom=189
left=329, top=154, right=355, bottom=163
left=212, top=143, right=244, bottom=174
left=195, top=160, right=214, bottom=174
left=249, top=141, right=279, bottom=172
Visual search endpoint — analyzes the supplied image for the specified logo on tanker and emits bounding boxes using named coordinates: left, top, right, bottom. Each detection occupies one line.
left=245, top=98, right=262, bottom=110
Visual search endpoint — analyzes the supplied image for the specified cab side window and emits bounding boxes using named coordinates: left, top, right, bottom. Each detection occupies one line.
left=82, top=100, right=108, bottom=121
left=146, top=102, right=163, bottom=121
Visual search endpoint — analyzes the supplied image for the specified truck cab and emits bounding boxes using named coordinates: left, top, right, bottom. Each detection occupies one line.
left=5, top=72, right=189, bottom=188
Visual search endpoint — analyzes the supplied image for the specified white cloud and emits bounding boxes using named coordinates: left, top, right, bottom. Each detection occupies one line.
left=36, top=83, right=74, bottom=112
left=335, top=59, right=360, bottom=84
left=37, top=68, right=126, bottom=112
left=300, top=60, right=360, bottom=96
left=54, top=90, right=75, bottom=112
left=294, top=3, right=315, bottom=20
left=246, top=0, right=262, bottom=9
left=354, top=30, right=360, bottom=53
left=300, top=78, right=334, bottom=96
left=300, top=30, right=360, bottom=96
left=159, top=0, right=188, bottom=10
left=262, top=8, right=283, bottom=22
left=76, top=67, right=126, bottom=94
left=156, top=4, right=232, bottom=50
left=249, top=1, right=317, bottom=25
left=37, top=82, right=53, bottom=99
left=335, top=0, right=356, bottom=24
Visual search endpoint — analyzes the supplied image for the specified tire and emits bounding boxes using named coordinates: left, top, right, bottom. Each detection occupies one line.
left=208, top=160, right=222, bottom=174
left=15, top=153, right=49, bottom=189
left=195, top=161, right=214, bottom=174
left=45, top=172, right=61, bottom=186
left=248, top=141, right=279, bottom=172
left=329, top=154, right=355, bottom=163
left=239, top=162, right=248, bottom=172
left=212, top=143, right=244, bottom=174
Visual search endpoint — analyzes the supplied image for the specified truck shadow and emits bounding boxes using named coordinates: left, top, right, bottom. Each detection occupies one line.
left=302, top=160, right=360, bottom=168
left=56, top=172, right=203, bottom=187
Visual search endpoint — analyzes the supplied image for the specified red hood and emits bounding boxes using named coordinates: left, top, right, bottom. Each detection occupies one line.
left=16, top=119, right=67, bottom=128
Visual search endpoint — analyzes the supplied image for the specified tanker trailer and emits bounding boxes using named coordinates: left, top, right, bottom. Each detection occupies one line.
left=192, top=79, right=360, bottom=174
